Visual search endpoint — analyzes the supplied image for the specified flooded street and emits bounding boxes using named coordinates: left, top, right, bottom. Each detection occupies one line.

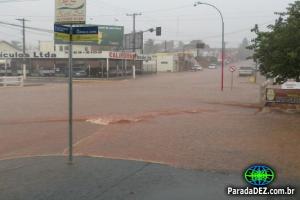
left=0, top=64, right=299, bottom=180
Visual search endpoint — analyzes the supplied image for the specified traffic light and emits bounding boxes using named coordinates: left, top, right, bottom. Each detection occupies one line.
left=156, top=27, right=161, bottom=36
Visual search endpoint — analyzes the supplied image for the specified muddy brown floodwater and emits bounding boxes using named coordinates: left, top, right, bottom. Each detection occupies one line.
left=0, top=63, right=299, bottom=180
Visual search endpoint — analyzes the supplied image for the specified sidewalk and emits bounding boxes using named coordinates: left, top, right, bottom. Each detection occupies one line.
left=0, top=156, right=298, bottom=200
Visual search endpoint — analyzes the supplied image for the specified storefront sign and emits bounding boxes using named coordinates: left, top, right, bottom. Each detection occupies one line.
left=0, top=52, right=57, bottom=59
left=109, top=52, right=136, bottom=60
left=281, top=81, right=300, bottom=89
left=266, top=88, right=300, bottom=104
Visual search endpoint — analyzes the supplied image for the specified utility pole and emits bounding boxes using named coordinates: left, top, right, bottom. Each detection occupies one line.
left=164, top=40, right=167, bottom=52
left=126, top=13, right=142, bottom=53
left=16, top=18, right=29, bottom=79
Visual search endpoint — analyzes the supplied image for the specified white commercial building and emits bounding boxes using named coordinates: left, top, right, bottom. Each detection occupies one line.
left=155, top=53, right=179, bottom=72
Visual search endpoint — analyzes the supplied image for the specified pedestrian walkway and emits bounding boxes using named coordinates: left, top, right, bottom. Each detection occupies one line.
left=0, top=156, right=298, bottom=200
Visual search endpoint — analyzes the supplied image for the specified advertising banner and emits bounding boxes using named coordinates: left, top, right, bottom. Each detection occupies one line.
left=54, top=24, right=70, bottom=43
left=55, top=0, right=86, bottom=24
left=123, top=31, right=143, bottom=50
left=98, top=25, right=124, bottom=47
left=54, top=24, right=98, bottom=44
left=72, top=26, right=98, bottom=43
left=266, top=88, right=300, bottom=104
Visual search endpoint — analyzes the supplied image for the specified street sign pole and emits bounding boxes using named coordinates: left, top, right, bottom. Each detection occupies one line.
left=231, top=71, right=233, bottom=90
left=68, top=25, right=73, bottom=164
left=55, top=0, right=86, bottom=165
left=229, top=66, right=236, bottom=91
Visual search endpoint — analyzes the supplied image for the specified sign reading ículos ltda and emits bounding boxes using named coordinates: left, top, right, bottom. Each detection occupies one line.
left=0, top=52, right=57, bottom=58
left=0, top=51, right=147, bottom=60
left=55, top=0, right=86, bottom=24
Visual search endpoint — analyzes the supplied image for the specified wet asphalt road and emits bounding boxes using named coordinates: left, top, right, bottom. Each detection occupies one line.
left=0, top=62, right=299, bottom=198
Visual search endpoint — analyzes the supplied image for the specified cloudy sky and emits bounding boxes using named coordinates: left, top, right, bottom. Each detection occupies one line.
left=0, top=0, right=296, bottom=48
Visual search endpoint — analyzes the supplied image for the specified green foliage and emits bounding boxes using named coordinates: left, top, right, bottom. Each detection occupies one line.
left=248, top=1, right=300, bottom=82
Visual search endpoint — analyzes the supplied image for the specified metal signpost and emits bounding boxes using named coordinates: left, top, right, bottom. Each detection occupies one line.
left=68, top=25, right=73, bottom=164
left=229, top=66, right=236, bottom=90
left=55, top=0, right=86, bottom=164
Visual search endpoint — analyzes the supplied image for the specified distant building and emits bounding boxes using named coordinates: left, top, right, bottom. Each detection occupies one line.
left=0, top=40, right=154, bottom=77
left=39, top=41, right=93, bottom=53
left=146, top=52, right=197, bottom=73
left=155, top=53, right=179, bottom=72
left=0, top=41, right=21, bottom=52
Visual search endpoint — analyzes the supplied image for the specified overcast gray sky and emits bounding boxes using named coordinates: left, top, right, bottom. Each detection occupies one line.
left=0, top=0, right=296, bottom=48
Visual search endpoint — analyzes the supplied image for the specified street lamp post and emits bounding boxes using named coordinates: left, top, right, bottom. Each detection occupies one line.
left=194, top=2, right=225, bottom=91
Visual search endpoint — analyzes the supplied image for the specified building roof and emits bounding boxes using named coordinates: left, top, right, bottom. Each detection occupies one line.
left=0, top=40, right=22, bottom=51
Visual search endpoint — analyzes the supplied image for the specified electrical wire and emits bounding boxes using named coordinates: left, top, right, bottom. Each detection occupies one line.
left=0, top=0, right=38, bottom=3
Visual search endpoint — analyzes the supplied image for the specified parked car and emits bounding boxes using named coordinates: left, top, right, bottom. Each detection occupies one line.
left=238, top=66, right=254, bottom=76
left=0, top=69, right=12, bottom=76
left=39, top=68, right=55, bottom=76
left=55, top=67, right=68, bottom=77
left=191, top=64, right=203, bottom=71
left=73, top=67, right=87, bottom=77
left=208, top=64, right=217, bottom=69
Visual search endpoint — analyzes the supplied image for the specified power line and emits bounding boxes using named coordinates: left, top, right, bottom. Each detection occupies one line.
left=0, top=0, right=38, bottom=3
left=0, top=20, right=52, bottom=33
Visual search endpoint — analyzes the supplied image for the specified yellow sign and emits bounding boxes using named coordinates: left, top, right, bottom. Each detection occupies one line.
left=72, top=34, right=98, bottom=42
left=249, top=76, right=256, bottom=83
left=54, top=32, right=70, bottom=42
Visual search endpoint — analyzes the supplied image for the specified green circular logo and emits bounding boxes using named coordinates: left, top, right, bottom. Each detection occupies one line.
left=244, top=165, right=275, bottom=187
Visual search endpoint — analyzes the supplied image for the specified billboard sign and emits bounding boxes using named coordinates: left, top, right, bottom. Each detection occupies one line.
left=72, top=26, right=98, bottom=43
left=54, top=24, right=124, bottom=46
left=54, top=24, right=99, bottom=44
left=123, top=32, right=143, bottom=50
left=281, top=81, right=300, bottom=89
left=55, top=0, right=86, bottom=24
left=266, top=88, right=300, bottom=104
left=98, top=25, right=124, bottom=47
left=54, top=24, right=70, bottom=43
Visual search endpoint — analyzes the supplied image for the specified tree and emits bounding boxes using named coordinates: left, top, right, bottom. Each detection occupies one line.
left=177, top=41, right=185, bottom=50
left=184, top=40, right=207, bottom=50
left=249, top=1, right=300, bottom=82
left=144, top=39, right=155, bottom=54
left=237, top=38, right=253, bottom=60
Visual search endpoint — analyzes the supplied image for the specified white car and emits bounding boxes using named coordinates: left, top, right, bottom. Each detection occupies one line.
left=208, top=64, right=217, bottom=69
left=238, top=66, right=254, bottom=76
left=191, top=65, right=203, bottom=71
